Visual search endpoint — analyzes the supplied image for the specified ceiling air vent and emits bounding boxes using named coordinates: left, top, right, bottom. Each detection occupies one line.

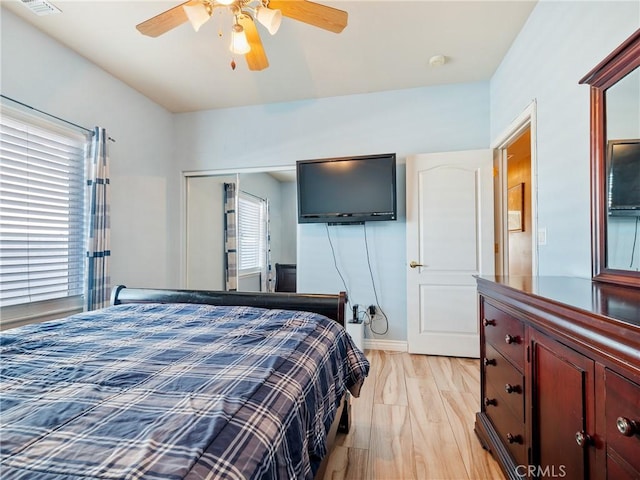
left=19, top=0, right=61, bottom=16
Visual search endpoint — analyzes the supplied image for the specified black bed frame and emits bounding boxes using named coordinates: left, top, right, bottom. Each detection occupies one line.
left=110, top=285, right=351, bottom=477
left=111, top=285, right=346, bottom=326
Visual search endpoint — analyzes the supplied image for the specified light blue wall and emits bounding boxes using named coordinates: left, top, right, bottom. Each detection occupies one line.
left=1, top=9, right=177, bottom=289
left=174, top=83, right=490, bottom=341
left=490, top=1, right=639, bottom=277
left=174, top=83, right=489, bottom=171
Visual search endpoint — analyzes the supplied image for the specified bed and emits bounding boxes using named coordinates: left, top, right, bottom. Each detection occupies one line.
left=0, top=286, right=369, bottom=479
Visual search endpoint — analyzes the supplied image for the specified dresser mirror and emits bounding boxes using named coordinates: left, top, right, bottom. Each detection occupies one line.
left=580, top=29, right=640, bottom=288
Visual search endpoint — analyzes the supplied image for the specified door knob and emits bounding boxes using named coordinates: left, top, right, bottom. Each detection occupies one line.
left=409, top=260, right=424, bottom=268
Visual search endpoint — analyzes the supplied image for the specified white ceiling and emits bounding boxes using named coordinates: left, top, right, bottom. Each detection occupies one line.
left=2, top=0, right=537, bottom=113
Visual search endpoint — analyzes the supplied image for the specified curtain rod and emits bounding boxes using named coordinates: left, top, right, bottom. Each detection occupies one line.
left=1, top=94, right=116, bottom=142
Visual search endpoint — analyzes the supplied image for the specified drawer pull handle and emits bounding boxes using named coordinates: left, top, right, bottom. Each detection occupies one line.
left=483, top=358, right=496, bottom=367
left=506, top=433, right=522, bottom=444
left=504, top=334, right=519, bottom=345
left=616, top=417, right=638, bottom=437
left=575, top=431, right=591, bottom=448
left=504, top=383, right=520, bottom=394
left=483, top=319, right=496, bottom=327
left=483, top=397, right=497, bottom=407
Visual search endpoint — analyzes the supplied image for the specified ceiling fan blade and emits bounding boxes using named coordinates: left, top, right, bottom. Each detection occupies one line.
left=238, top=15, right=269, bottom=71
left=136, top=0, right=200, bottom=37
left=268, top=0, right=347, bottom=33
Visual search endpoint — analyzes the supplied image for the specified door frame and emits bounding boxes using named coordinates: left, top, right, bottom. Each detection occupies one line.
left=491, top=100, right=539, bottom=276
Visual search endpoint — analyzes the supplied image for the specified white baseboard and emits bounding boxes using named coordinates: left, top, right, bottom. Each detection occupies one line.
left=363, top=338, right=408, bottom=352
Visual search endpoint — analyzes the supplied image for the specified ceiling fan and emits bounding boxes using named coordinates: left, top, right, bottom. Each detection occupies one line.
left=136, top=0, right=348, bottom=71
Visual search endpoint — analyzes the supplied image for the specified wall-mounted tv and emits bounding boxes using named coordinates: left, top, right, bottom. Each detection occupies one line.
left=607, top=139, right=640, bottom=216
left=297, top=153, right=397, bottom=224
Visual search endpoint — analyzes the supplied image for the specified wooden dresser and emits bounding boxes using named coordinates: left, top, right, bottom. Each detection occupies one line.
left=475, top=276, right=640, bottom=479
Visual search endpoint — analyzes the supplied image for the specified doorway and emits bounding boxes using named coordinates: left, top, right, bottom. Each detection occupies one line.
left=493, top=101, right=538, bottom=276
left=505, top=128, right=533, bottom=275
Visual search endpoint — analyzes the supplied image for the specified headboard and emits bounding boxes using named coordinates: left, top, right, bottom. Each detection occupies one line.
left=110, top=285, right=347, bottom=326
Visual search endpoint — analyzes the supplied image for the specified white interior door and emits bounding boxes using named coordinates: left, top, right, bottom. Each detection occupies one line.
left=406, top=150, right=494, bottom=357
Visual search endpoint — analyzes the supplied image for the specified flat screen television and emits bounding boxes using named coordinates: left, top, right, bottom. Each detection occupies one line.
left=607, top=139, right=640, bottom=216
left=297, top=153, right=397, bottom=224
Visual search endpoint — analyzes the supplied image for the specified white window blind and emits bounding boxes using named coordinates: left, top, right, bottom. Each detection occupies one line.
left=238, top=192, right=266, bottom=273
left=0, top=113, right=86, bottom=308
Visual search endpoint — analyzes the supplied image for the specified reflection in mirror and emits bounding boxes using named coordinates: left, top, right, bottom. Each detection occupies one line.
left=185, top=170, right=297, bottom=292
left=186, top=174, right=237, bottom=291
left=605, top=67, right=640, bottom=272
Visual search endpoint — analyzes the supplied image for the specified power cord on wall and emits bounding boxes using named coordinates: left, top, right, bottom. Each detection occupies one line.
left=325, top=223, right=351, bottom=305
left=325, top=222, right=389, bottom=335
left=630, top=216, right=639, bottom=269
left=363, top=223, right=389, bottom=335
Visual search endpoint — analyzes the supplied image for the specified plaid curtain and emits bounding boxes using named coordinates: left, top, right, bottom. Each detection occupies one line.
left=263, top=199, right=273, bottom=292
left=224, top=182, right=237, bottom=291
left=85, top=127, right=111, bottom=310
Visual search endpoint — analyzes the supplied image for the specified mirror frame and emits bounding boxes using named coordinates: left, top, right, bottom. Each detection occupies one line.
left=579, top=29, right=640, bottom=288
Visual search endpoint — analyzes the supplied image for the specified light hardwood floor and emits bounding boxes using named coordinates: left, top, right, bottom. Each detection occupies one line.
left=323, top=350, right=506, bottom=480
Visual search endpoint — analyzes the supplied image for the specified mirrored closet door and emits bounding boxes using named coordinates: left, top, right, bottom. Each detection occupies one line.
left=185, top=169, right=297, bottom=292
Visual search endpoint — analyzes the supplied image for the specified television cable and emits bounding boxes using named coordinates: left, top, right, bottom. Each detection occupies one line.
left=630, top=216, right=639, bottom=269
left=363, top=223, right=389, bottom=335
left=325, top=223, right=351, bottom=306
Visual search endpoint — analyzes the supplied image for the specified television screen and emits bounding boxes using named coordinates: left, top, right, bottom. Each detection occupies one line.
left=608, top=139, right=640, bottom=216
left=297, top=153, right=397, bottom=224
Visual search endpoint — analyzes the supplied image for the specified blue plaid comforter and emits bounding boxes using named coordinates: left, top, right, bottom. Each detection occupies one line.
left=0, top=303, right=369, bottom=479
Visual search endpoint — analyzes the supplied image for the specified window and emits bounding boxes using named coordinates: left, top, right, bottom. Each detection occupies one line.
left=0, top=111, right=87, bottom=320
left=238, top=192, right=266, bottom=274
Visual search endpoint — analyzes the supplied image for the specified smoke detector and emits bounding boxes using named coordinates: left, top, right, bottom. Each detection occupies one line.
left=429, top=54, right=447, bottom=67
left=19, top=0, right=61, bottom=16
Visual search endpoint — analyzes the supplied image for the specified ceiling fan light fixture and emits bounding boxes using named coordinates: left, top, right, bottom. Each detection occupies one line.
left=256, top=6, right=282, bottom=35
left=183, top=3, right=211, bottom=32
left=230, top=23, right=251, bottom=54
left=136, top=0, right=349, bottom=70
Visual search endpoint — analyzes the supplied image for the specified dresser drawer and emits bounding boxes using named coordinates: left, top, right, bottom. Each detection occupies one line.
left=607, top=456, right=639, bottom=480
left=605, top=369, right=640, bottom=474
left=485, top=381, right=527, bottom=467
left=484, top=343, right=525, bottom=421
left=482, top=301, right=525, bottom=370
